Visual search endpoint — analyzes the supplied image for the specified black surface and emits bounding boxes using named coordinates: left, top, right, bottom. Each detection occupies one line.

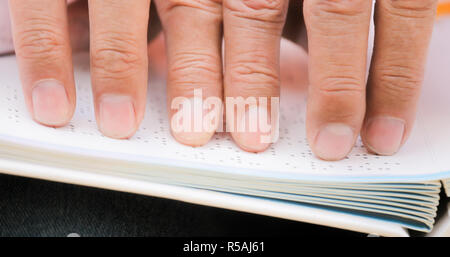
left=0, top=173, right=364, bottom=237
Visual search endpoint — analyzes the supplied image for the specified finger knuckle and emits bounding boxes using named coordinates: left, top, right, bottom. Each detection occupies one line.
left=314, top=77, right=364, bottom=122
left=376, top=66, right=423, bottom=103
left=224, top=0, right=288, bottom=22
left=316, top=76, right=364, bottom=98
left=305, top=0, right=370, bottom=18
left=241, top=0, right=284, bottom=11
left=162, top=0, right=222, bottom=13
left=15, top=22, right=67, bottom=60
left=319, top=104, right=359, bottom=122
left=91, top=34, right=145, bottom=79
left=168, top=50, right=222, bottom=91
left=228, top=54, right=280, bottom=97
left=384, top=0, right=437, bottom=18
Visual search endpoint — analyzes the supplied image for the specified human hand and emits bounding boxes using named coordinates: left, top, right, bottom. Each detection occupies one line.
left=8, top=0, right=437, bottom=161
left=8, top=0, right=157, bottom=139
left=303, top=0, right=437, bottom=160
left=7, top=0, right=308, bottom=152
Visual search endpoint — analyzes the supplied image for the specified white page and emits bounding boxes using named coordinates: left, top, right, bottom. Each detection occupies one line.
left=0, top=23, right=449, bottom=182
left=418, top=18, right=450, bottom=175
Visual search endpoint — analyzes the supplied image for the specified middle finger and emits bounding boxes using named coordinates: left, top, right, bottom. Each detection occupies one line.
left=88, top=0, right=151, bottom=139
left=223, top=0, right=289, bottom=152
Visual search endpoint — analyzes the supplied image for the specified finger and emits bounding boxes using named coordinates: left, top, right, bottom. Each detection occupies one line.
left=147, top=32, right=167, bottom=77
left=67, top=0, right=89, bottom=52
left=361, top=0, right=437, bottom=155
left=280, top=37, right=309, bottom=93
left=88, top=0, right=151, bottom=139
left=223, top=0, right=289, bottom=152
left=303, top=0, right=373, bottom=160
left=155, top=0, right=223, bottom=147
left=9, top=0, right=75, bottom=126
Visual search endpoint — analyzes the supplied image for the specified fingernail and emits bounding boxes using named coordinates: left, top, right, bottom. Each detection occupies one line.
left=99, top=94, right=136, bottom=139
left=32, top=79, right=71, bottom=126
left=232, top=105, right=274, bottom=153
left=364, top=117, right=405, bottom=156
left=171, top=97, right=216, bottom=147
left=314, top=123, right=354, bottom=161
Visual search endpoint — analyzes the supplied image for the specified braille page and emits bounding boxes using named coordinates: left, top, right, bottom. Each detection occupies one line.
left=0, top=52, right=445, bottom=182
left=0, top=52, right=442, bottom=181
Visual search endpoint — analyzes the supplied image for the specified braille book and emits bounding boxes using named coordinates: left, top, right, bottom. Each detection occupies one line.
left=0, top=19, right=450, bottom=237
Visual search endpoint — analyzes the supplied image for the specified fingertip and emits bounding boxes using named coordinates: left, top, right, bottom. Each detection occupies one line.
left=229, top=104, right=276, bottom=153
left=169, top=96, right=221, bottom=147
left=31, top=79, right=73, bottom=127
left=97, top=94, right=138, bottom=139
left=231, top=131, right=271, bottom=153
left=171, top=131, right=215, bottom=147
left=362, top=116, right=405, bottom=156
left=312, top=123, right=356, bottom=161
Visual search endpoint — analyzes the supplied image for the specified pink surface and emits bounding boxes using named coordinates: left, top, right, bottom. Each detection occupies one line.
left=0, top=0, right=13, bottom=54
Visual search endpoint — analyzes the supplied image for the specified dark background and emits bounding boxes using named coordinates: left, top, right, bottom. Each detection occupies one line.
left=0, top=173, right=364, bottom=237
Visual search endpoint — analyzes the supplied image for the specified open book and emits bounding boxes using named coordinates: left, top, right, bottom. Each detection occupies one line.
left=1, top=20, right=450, bottom=237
